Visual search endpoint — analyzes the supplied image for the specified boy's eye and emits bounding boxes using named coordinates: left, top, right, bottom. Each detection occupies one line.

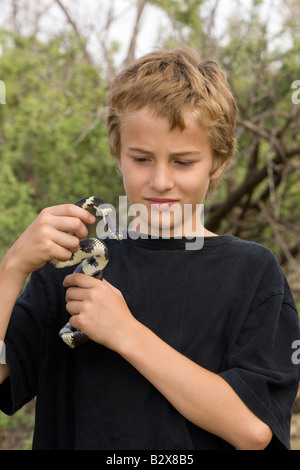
left=175, top=160, right=194, bottom=166
left=133, top=157, right=150, bottom=163
left=131, top=157, right=194, bottom=166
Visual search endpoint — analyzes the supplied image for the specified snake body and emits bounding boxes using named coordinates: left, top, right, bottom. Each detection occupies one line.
left=50, top=196, right=123, bottom=349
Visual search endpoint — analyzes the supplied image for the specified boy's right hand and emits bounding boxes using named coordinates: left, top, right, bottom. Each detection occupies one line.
left=7, top=204, right=96, bottom=276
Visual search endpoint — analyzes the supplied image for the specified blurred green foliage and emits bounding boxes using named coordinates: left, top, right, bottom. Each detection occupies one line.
left=0, top=32, right=123, bottom=260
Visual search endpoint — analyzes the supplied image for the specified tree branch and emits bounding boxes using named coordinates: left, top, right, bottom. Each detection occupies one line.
left=206, top=133, right=294, bottom=232
left=54, top=0, right=93, bottom=64
left=123, top=0, right=147, bottom=68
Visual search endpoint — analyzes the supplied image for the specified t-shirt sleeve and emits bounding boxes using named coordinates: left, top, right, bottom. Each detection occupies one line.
left=219, top=253, right=300, bottom=450
left=0, top=265, right=57, bottom=415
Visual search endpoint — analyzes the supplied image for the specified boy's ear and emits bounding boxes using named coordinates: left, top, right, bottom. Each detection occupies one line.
left=210, top=161, right=226, bottom=180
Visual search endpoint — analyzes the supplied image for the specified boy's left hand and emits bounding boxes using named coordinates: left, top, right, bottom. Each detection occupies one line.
left=63, top=273, right=137, bottom=352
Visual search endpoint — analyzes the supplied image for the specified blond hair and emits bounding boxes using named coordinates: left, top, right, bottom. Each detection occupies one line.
left=107, top=48, right=237, bottom=193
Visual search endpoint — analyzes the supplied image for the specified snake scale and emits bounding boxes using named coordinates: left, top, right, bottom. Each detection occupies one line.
left=50, top=196, right=123, bottom=349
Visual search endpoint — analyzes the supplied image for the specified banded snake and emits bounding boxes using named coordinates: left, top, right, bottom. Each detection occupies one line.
left=50, top=196, right=123, bottom=348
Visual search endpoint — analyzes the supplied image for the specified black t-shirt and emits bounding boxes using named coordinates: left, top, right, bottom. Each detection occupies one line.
left=0, top=234, right=299, bottom=450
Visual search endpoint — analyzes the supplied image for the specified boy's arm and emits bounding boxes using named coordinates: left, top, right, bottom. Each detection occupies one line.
left=0, top=203, right=96, bottom=385
left=0, top=364, right=9, bottom=385
left=119, top=321, right=273, bottom=450
left=0, top=254, right=28, bottom=384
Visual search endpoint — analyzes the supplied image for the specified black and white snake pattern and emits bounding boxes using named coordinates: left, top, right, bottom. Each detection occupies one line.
left=50, top=196, right=123, bottom=349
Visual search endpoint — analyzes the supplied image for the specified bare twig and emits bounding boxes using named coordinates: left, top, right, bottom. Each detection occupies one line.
left=54, top=0, right=94, bottom=64
left=258, top=200, right=297, bottom=268
left=74, top=108, right=106, bottom=146
left=95, top=0, right=117, bottom=80
left=123, top=0, right=147, bottom=68
left=238, top=118, right=286, bottom=161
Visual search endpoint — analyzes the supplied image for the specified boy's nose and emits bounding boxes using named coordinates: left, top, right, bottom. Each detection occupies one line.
left=149, top=164, right=175, bottom=192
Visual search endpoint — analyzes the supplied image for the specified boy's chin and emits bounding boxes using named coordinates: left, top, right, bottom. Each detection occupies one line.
left=139, top=220, right=187, bottom=238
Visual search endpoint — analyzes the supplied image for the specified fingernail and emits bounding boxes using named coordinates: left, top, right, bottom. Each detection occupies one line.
left=89, top=215, right=96, bottom=223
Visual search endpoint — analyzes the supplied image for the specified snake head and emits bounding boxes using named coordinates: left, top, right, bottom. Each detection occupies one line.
left=74, top=195, right=123, bottom=241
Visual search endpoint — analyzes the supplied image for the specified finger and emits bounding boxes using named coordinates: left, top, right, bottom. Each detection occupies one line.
left=49, top=245, right=75, bottom=263
left=68, top=314, right=81, bottom=330
left=38, top=212, right=90, bottom=240
left=46, top=204, right=96, bottom=225
left=63, top=273, right=98, bottom=288
left=50, top=230, right=80, bottom=253
left=65, top=300, right=82, bottom=316
left=65, top=286, right=86, bottom=302
left=52, top=216, right=89, bottom=240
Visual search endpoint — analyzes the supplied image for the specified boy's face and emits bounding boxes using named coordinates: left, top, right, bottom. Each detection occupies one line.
left=117, top=107, right=224, bottom=237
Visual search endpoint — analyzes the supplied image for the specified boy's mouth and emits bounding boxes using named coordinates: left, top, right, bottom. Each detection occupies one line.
left=145, top=198, right=179, bottom=209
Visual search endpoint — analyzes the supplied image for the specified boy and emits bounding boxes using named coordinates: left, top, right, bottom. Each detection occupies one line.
left=0, top=48, right=299, bottom=450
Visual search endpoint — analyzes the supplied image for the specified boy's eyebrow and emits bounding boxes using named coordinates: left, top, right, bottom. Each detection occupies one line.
left=127, top=147, right=152, bottom=154
left=170, top=151, right=202, bottom=157
left=127, top=147, right=202, bottom=157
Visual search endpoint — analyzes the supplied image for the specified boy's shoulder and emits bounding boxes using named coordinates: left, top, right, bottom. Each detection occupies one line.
left=226, top=235, right=290, bottom=296
left=202, top=236, right=285, bottom=292
left=225, top=235, right=284, bottom=275
left=222, top=235, right=279, bottom=260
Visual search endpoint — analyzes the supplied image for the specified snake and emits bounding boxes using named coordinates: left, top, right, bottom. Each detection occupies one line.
left=50, top=196, right=123, bottom=349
